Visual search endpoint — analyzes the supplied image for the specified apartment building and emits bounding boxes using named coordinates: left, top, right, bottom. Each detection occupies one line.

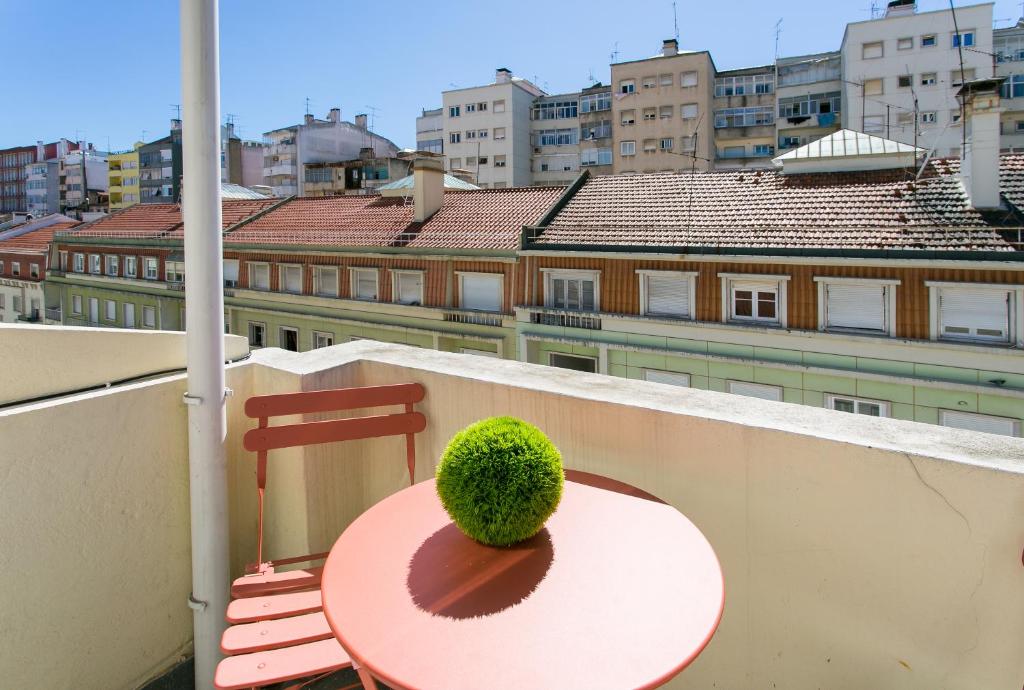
left=579, top=84, right=614, bottom=176
left=25, top=160, right=58, bottom=217
left=712, top=64, right=777, bottom=168
left=263, top=109, right=399, bottom=198
left=108, top=145, right=141, bottom=211
left=994, top=19, right=1024, bottom=151
left=1, top=139, right=77, bottom=213
left=0, top=214, right=78, bottom=323
left=610, top=39, right=716, bottom=174
left=775, top=51, right=843, bottom=155
left=139, top=122, right=183, bottom=204
left=59, top=148, right=108, bottom=216
left=303, top=155, right=411, bottom=196
left=442, top=68, right=543, bottom=188
left=840, top=1, right=994, bottom=156
left=416, top=107, right=444, bottom=155
left=530, top=92, right=581, bottom=186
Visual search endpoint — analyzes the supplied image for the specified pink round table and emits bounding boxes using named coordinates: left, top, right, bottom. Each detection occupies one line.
left=321, top=471, right=724, bottom=690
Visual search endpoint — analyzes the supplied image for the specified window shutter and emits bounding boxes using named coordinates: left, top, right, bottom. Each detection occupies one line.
left=941, top=410, right=1019, bottom=436
left=826, top=284, right=885, bottom=331
left=644, top=370, right=691, bottom=387
left=355, top=271, right=376, bottom=299
left=398, top=274, right=422, bottom=304
left=647, top=275, right=689, bottom=317
left=223, top=259, right=239, bottom=283
left=727, top=381, right=782, bottom=401
left=462, top=274, right=502, bottom=311
left=552, top=278, right=566, bottom=308
left=580, top=280, right=595, bottom=311
left=284, top=266, right=302, bottom=293
left=939, top=288, right=1009, bottom=340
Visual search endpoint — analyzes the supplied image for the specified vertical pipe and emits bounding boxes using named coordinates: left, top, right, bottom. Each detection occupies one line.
left=180, top=1, right=228, bottom=688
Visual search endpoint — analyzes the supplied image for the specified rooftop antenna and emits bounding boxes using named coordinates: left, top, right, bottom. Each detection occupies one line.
left=774, top=18, right=783, bottom=60
left=170, top=104, right=182, bottom=121
left=610, top=41, right=620, bottom=63
left=673, top=1, right=679, bottom=42
left=870, top=1, right=880, bottom=18
left=304, top=97, right=311, bottom=115
left=588, top=68, right=596, bottom=85
left=142, top=129, right=148, bottom=142
left=364, top=104, right=381, bottom=132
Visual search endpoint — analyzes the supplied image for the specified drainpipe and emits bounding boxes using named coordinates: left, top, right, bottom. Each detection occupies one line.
left=180, top=1, right=228, bottom=689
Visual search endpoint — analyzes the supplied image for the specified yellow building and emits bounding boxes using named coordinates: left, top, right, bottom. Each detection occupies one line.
left=108, top=143, right=142, bottom=211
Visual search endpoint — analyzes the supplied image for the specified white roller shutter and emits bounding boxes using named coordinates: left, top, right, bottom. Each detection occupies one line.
left=223, top=259, right=239, bottom=283
left=826, top=284, right=885, bottom=331
left=283, top=266, right=302, bottom=293
left=940, top=410, right=1019, bottom=437
left=462, top=274, right=502, bottom=312
left=397, top=273, right=423, bottom=305
left=727, top=381, right=782, bottom=401
left=939, top=288, right=1010, bottom=341
left=647, top=275, right=690, bottom=317
left=644, top=370, right=691, bottom=387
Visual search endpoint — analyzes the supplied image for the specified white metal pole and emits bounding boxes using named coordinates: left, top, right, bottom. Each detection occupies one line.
left=180, top=1, right=228, bottom=688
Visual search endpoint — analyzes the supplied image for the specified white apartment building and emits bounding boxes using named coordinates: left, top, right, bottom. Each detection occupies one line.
left=840, top=1, right=994, bottom=157
left=442, top=68, right=543, bottom=188
left=416, top=108, right=444, bottom=155
left=775, top=51, right=843, bottom=155
left=994, top=19, right=1024, bottom=151
left=530, top=92, right=581, bottom=186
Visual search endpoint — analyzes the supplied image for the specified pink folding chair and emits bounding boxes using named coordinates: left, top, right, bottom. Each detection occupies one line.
left=214, top=383, right=426, bottom=690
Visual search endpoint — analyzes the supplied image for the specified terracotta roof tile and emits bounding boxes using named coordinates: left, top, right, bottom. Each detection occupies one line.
left=65, top=199, right=280, bottom=239
left=0, top=222, right=80, bottom=251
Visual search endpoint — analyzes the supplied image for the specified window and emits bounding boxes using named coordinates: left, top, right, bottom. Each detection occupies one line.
left=679, top=136, right=696, bottom=153
left=921, top=34, right=936, bottom=47
left=580, top=148, right=613, bottom=166
left=392, top=270, right=424, bottom=305
left=1001, top=74, right=1024, bottom=99
left=165, top=261, right=184, bottom=283
left=642, top=75, right=656, bottom=89
left=545, top=270, right=599, bottom=311
left=351, top=268, right=378, bottom=300
left=714, top=73, right=775, bottom=97
left=465, top=103, right=476, bottom=113
left=897, top=37, right=913, bottom=50
left=952, top=31, right=974, bottom=48
left=494, top=127, right=506, bottom=140
left=863, top=78, right=883, bottom=96
left=247, top=322, right=266, bottom=347
left=449, top=106, right=460, bottom=117
left=494, top=155, right=506, bottom=168
left=580, top=92, right=611, bottom=112
left=643, top=139, right=657, bottom=153
left=89, top=254, right=101, bottom=274
left=125, top=256, right=137, bottom=278
left=465, top=130, right=476, bottom=140
left=533, top=128, right=578, bottom=146
left=920, top=111, right=937, bottom=125
left=248, top=263, right=270, bottom=290
left=639, top=271, right=696, bottom=319
left=898, top=75, right=912, bottom=88
left=921, top=72, right=936, bottom=86
left=27, top=263, right=39, bottom=279
left=549, top=353, right=596, bottom=373
left=580, top=120, right=612, bottom=140
left=714, top=107, right=774, bottom=128
left=478, top=102, right=487, bottom=111
left=722, top=274, right=788, bottom=325
left=220, top=258, right=238, bottom=287
left=280, top=264, right=302, bottom=294
left=74, top=253, right=84, bottom=272
left=104, top=300, right=116, bottom=321
left=939, top=410, right=1020, bottom=437
left=124, top=303, right=135, bottom=328
left=929, top=284, right=1013, bottom=343
left=619, top=79, right=635, bottom=94
left=532, top=100, right=579, bottom=120
left=620, top=110, right=636, bottom=125
left=461, top=348, right=499, bottom=358
left=643, top=370, right=691, bottom=387
left=72, top=295, right=82, bottom=315
left=659, top=73, right=673, bottom=86
left=313, top=266, right=338, bottom=297
left=727, top=381, right=782, bottom=402
left=449, top=132, right=461, bottom=144
left=478, top=129, right=488, bottom=139
left=951, top=68, right=975, bottom=87
left=279, top=327, right=299, bottom=352
left=680, top=71, right=698, bottom=87
left=144, top=257, right=158, bottom=280
left=643, top=108, right=656, bottom=121
left=826, top=394, right=889, bottom=417
left=104, top=255, right=119, bottom=276
left=862, top=41, right=884, bottom=59
left=864, top=115, right=884, bottom=133
left=951, top=109, right=962, bottom=124
left=449, top=158, right=462, bottom=170
left=479, top=156, right=488, bottom=165
left=816, top=278, right=897, bottom=335
left=660, top=137, right=674, bottom=151
left=143, top=305, right=156, bottom=328
left=490, top=100, right=505, bottom=113
left=620, top=140, right=636, bottom=156
left=659, top=105, right=673, bottom=119
left=313, top=331, right=334, bottom=349
left=681, top=103, right=699, bottom=119
left=12, top=295, right=22, bottom=313
left=459, top=272, right=503, bottom=311
left=11, top=262, right=20, bottom=277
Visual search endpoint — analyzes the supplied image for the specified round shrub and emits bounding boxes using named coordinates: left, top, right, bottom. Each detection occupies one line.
left=436, top=416, right=564, bottom=547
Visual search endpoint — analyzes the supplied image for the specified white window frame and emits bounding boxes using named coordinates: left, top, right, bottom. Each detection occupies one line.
left=680, top=71, right=698, bottom=87
left=73, top=253, right=85, bottom=273
left=71, top=294, right=83, bottom=315
left=279, top=263, right=303, bottom=294
left=727, top=380, right=783, bottom=401
left=89, top=254, right=101, bottom=274
left=11, top=262, right=20, bottom=277
left=925, top=281, right=1023, bottom=347
left=939, top=409, right=1020, bottom=437
left=541, top=269, right=601, bottom=312
left=456, top=271, right=504, bottom=312
left=222, top=258, right=239, bottom=287
left=279, top=326, right=299, bottom=351
left=643, top=369, right=691, bottom=387
left=620, top=140, right=636, bottom=156
left=349, top=267, right=379, bottom=301
left=826, top=394, right=891, bottom=417
left=719, top=273, right=790, bottom=327
left=165, top=260, right=185, bottom=283
left=104, top=299, right=117, bottom=322
left=125, top=256, right=137, bottom=278
left=391, top=269, right=425, bottom=306
left=312, top=265, right=339, bottom=297
left=142, top=305, right=157, bottom=328
left=637, top=270, right=697, bottom=319
left=312, top=331, right=335, bottom=349
left=248, top=262, right=270, bottom=291
left=104, top=255, right=119, bottom=276
left=143, top=256, right=159, bottom=280
left=814, top=276, right=899, bottom=336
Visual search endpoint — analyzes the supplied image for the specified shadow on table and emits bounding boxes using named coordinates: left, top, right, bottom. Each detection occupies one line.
left=407, top=523, right=554, bottom=619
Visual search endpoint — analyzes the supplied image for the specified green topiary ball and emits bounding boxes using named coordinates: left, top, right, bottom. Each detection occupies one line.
left=436, top=416, right=564, bottom=547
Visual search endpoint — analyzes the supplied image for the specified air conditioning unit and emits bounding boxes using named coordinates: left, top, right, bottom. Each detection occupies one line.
left=534, top=147, right=542, bottom=153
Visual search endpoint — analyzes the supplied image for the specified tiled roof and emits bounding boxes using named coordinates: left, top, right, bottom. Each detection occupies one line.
left=65, top=199, right=280, bottom=239
left=0, top=222, right=80, bottom=251
left=226, top=187, right=564, bottom=250
left=530, top=157, right=1024, bottom=252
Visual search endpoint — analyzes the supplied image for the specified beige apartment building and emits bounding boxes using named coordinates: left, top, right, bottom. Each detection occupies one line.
left=712, top=64, right=777, bottom=168
left=611, top=39, right=716, bottom=173
left=578, top=83, right=614, bottom=176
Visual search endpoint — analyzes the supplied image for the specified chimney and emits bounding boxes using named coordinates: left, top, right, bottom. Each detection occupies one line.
left=412, top=156, right=444, bottom=222
left=304, top=113, right=315, bottom=125
left=328, top=107, right=340, bottom=123
left=171, top=118, right=182, bottom=131
left=958, top=78, right=1005, bottom=209
left=884, top=0, right=916, bottom=17
left=662, top=39, right=678, bottom=56
left=355, top=113, right=368, bottom=130
left=496, top=67, right=512, bottom=84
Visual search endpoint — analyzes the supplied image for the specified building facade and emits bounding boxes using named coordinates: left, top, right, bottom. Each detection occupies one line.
left=775, top=51, right=843, bottom=155
left=578, top=84, right=614, bottom=176
left=303, top=155, right=411, bottom=196
left=416, top=108, right=444, bottom=155
left=139, top=122, right=183, bottom=204
left=442, top=68, right=543, bottom=188
left=0, top=215, right=78, bottom=323
left=60, top=148, right=108, bottom=216
left=1, top=139, right=76, bottom=214
left=530, top=92, right=582, bottom=186
left=712, top=64, right=777, bottom=168
left=994, top=19, right=1024, bottom=152
left=610, top=40, right=716, bottom=174
left=25, top=160, right=57, bottom=217
left=108, top=145, right=141, bottom=211
left=840, top=1, right=994, bottom=156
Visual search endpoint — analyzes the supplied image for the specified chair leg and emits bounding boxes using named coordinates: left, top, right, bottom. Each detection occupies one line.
left=353, top=659, right=380, bottom=690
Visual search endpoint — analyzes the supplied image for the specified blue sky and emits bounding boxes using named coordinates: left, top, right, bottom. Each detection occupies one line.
left=1, top=0, right=1019, bottom=151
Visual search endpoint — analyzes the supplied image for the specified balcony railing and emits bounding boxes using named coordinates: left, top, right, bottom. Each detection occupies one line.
left=529, top=308, right=602, bottom=330
left=45, top=307, right=61, bottom=321
left=16, top=310, right=41, bottom=323
left=442, top=309, right=505, bottom=327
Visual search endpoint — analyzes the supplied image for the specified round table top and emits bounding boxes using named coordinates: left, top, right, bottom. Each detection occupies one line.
left=321, top=472, right=724, bottom=690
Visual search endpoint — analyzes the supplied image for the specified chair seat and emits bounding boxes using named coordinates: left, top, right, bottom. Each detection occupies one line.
left=221, top=611, right=334, bottom=655
left=214, top=638, right=351, bottom=690
left=226, top=590, right=323, bottom=624
left=231, top=565, right=323, bottom=598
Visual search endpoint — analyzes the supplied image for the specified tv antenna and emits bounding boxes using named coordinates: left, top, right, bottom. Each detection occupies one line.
left=304, top=97, right=311, bottom=115
left=610, top=42, right=620, bottom=63
left=588, top=68, right=596, bottom=85
left=673, top=1, right=679, bottom=42
left=774, top=19, right=783, bottom=59
left=364, top=105, right=382, bottom=132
